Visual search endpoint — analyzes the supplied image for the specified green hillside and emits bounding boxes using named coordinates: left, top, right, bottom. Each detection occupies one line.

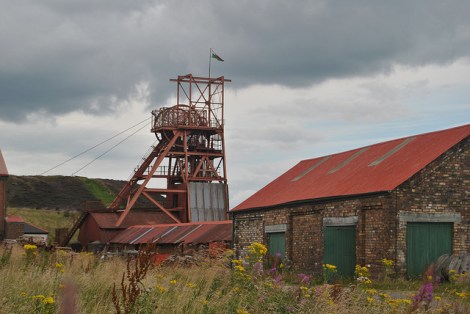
left=5, top=175, right=126, bottom=210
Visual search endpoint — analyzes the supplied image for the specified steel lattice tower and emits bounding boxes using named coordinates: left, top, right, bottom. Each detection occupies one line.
left=110, top=74, right=231, bottom=226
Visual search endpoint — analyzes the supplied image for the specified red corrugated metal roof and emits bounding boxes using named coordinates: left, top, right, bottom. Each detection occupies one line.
left=183, top=223, right=232, bottom=243
left=90, top=211, right=175, bottom=229
left=110, top=221, right=232, bottom=245
left=233, top=124, right=470, bottom=211
left=0, top=150, right=8, bottom=177
left=5, top=215, right=24, bottom=223
left=157, top=225, right=197, bottom=244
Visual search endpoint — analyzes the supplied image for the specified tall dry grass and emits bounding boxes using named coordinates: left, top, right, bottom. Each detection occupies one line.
left=0, top=242, right=469, bottom=313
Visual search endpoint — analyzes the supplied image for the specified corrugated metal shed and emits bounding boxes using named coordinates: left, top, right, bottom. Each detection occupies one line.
left=110, top=220, right=232, bottom=245
left=0, top=150, right=8, bottom=177
left=233, top=124, right=470, bottom=211
left=77, top=210, right=177, bottom=247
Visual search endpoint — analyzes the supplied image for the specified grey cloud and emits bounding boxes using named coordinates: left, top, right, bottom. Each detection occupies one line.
left=1, top=0, right=469, bottom=121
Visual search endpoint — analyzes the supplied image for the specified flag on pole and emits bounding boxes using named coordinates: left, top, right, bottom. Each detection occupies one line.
left=211, top=51, right=224, bottom=62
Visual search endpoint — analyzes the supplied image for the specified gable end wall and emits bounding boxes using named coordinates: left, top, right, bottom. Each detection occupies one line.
left=394, top=136, right=470, bottom=274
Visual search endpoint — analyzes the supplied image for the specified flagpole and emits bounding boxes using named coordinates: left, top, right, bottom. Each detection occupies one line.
left=209, top=48, right=212, bottom=78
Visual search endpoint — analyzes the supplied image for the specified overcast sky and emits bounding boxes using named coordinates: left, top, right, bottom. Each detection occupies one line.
left=1, top=1, right=469, bottom=207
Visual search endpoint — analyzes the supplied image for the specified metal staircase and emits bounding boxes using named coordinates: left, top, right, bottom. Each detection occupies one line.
left=59, top=211, right=89, bottom=247
left=109, top=140, right=168, bottom=210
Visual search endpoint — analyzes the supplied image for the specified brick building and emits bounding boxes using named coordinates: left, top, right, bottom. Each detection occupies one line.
left=231, top=124, right=470, bottom=277
left=0, top=150, right=8, bottom=240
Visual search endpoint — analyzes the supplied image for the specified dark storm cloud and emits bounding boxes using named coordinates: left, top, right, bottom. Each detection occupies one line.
left=1, top=0, right=469, bottom=121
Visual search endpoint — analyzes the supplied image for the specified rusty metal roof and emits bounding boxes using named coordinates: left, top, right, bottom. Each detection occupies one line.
left=90, top=211, right=175, bottom=229
left=110, top=220, right=232, bottom=245
left=0, top=150, right=8, bottom=177
left=233, top=124, right=470, bottom=211
left=5, top=215, right=24, bottom=223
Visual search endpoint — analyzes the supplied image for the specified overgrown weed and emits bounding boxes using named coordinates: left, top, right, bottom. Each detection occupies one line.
left=0, top=243, right=469, bottom=313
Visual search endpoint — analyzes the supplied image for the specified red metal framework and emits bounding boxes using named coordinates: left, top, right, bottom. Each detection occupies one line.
left=111, top=74, right=231, bottom=226
left=60, top=74, right=231, bottom=246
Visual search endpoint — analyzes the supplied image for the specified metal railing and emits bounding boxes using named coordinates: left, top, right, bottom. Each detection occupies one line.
left=152, top=106, right=222, bottom=130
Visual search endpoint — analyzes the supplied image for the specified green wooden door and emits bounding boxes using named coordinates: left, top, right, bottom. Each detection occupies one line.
left=323, top=226, right=356, bottom=277
left=268, top=232, right=286, bottom=266
left=407, top=222, right=452, bottom=277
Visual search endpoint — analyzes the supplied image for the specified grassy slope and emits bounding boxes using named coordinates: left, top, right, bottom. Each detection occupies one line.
left=5, top=175, right=126, bottom=210
left=78, top=177, right=117, bottom=207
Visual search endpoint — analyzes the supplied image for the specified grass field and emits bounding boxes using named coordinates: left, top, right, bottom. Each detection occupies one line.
left=3, top=209, right=470, bottom=313
left=1, top=242, right=469, bottom=313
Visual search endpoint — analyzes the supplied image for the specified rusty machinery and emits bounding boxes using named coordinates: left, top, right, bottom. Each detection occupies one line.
left=61, top=74, right=230, bottom=246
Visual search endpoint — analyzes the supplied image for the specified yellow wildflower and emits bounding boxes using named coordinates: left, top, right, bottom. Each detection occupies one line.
left=169, top=279, right=177, bottom=285
left=381, top=258, right=394, bottom=267
left=32, top=295, right=45, bottom=300
left=43, top=296, right=55, bottom=305
left=231, top=259, right=243, bottom=266
left=323, top=264, right=337, bottom=271
left=264, top=282, right=274, bottom=288
left=155, top=285, right=166, bottom=293
left=236, top=309, right=250, bottom=314
left=455, top=291, right=468, bottom=298
left=366, top=289, right=377, bottom=295
left=379, top=293, right=390, bottom=299
left=234, top=265, right=246, bottom=272
left=23, top=244, right=37, bottom=250
left=186, top=283, right=197, bottom=289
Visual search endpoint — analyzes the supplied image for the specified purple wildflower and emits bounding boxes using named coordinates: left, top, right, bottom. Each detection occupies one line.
left=297, top=273, right=311, bottom=286
left=252, top=261, right=264, bottom=278
left=413, top=282, right=433, bottom=307
left=274, top=274, right=282, bottom=285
